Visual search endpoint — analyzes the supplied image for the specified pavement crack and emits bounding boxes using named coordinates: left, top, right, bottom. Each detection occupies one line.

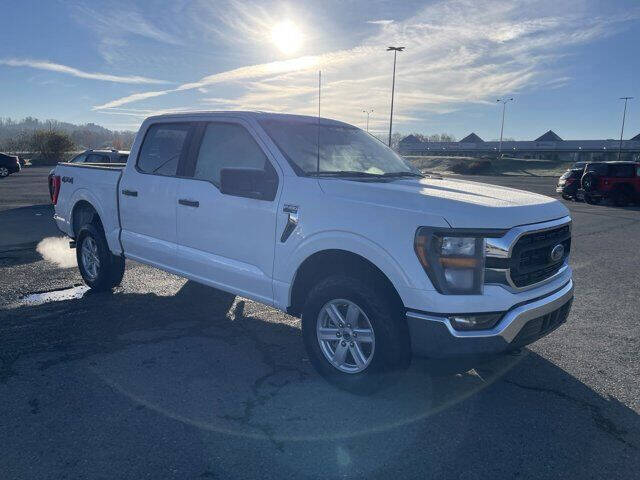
left=503, top=379, right=637, bottom=450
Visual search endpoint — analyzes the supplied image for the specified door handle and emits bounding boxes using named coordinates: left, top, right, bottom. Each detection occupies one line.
left=178, top=199, right=199, bottom=207
left=122, top=189, right=138, bottom=197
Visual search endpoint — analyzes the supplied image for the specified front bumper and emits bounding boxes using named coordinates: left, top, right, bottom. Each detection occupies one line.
left=406, top=279, right=574, bottom=358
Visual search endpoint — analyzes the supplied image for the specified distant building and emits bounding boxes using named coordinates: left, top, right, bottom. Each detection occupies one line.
left=399, top=130, right=640, bottom=162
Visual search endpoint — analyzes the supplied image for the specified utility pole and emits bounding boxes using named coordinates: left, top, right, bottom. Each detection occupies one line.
left=496, top=97, right=514, bottom=158
left=618, top=97, right=633, bottom=161
left=387, top=46, right=404, bottom=147
left=362, top=109, right=373, bottom=132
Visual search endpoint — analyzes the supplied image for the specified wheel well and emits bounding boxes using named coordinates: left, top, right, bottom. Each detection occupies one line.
left=71, top=201, right=102, bottom=237
left=288, top=249, right=404, bottom=317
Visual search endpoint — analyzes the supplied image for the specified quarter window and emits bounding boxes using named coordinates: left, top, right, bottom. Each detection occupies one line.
left=137, top=123, right=191, bottom=176
left=193, top=123, right=269, bottom=185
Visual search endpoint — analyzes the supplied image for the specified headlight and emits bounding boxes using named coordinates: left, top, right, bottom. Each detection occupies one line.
left=414, top=228, right=486, bottom=294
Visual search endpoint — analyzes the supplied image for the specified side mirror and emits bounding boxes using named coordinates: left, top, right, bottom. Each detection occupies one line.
left=220, top=167, right=278, bottom=201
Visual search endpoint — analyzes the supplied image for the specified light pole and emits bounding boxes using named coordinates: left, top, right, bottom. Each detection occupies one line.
left=496, top=97, right=514, bottom=158
left=362, top=109, right=373, bottom=132
left=387, top=46, right=404, bottom=147
left=618, top=96, right=633, bottom=161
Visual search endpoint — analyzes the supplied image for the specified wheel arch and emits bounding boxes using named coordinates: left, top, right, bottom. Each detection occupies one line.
left=287, top=249, right=404, bottom=317
left=68, top=188, right=122, bottom=255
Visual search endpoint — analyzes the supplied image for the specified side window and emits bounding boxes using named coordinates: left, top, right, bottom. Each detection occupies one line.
left=611, top=165, right=634, bottom=178
left=71, top=154, right=87, bottom=163
left=86, top=154, right=107, bottom=163
left=137, top=123, right=191, bottom=176
left=636, top=166, right=640, bottom=177
left=193, top=123, right=269, bottom=186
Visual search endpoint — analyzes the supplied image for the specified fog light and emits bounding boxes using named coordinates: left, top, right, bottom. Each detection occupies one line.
left=448, top=313, right=503, bottom=331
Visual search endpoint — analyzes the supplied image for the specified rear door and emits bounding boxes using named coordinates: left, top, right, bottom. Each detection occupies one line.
left=119, top=122, right=195, bottom=269
left=175, top=120, right=280, bottom=304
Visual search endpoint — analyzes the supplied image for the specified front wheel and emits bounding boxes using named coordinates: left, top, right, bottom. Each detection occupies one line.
left=301, top=275, right=410, bottom=394
left=0, top=167, right=9, bottom=178
left=76, top=223, right=125, bottom=291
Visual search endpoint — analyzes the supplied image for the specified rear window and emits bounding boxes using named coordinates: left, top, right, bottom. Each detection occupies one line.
left=586, top=163, right=609, bottom=175
left=137, top=123, right=191, bottom=176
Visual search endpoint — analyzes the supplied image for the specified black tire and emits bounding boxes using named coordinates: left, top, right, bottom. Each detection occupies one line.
left=301, top=275, right=410, bottom=394
left=584, top=194, right=600, bottom=205
left=76, top=223, right=125, bottom=291
left=561, top=194, right=572, bottom=201
left=612, top=188, right=632, bottom=207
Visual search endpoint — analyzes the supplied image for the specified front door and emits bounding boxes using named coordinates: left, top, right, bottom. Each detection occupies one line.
left=119, top=122, right=193, bottom=269
left=176, top=120, right=280, bottom=304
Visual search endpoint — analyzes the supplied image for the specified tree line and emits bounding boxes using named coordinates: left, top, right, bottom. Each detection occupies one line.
left=0, top=117, right=136, bottom=161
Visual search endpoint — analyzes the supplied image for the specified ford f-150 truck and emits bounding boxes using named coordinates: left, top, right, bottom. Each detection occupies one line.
left=50, top=112, right=574, bottom=392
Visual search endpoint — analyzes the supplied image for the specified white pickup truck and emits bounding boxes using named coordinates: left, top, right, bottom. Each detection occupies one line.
left=51, top=111, right=574, bottom=392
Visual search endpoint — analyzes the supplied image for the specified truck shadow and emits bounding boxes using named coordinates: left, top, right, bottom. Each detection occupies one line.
left=2, top=280, right=638, bottom=477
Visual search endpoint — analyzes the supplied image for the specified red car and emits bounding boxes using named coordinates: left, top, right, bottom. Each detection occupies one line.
left=578, top=161, right=640, bottom=206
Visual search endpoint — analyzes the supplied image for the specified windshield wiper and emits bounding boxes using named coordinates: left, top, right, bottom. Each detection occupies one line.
left=380, top=171, right=424, bottom=178
left=306, top=170, right=382, bottom=178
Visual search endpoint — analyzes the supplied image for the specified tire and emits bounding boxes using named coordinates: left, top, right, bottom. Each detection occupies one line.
left=581, top=172, right=598, bottom=193
left=0, top=167, right=9, bottom=178
left=301, top=275, right=410, bottom=394
left=612, top=188, right=632, bottom=207
left=76, top=223, right=125, bottom=291
left=561, top=194, right=572, bottom=201
left=584, top=194, right=600, bottom=205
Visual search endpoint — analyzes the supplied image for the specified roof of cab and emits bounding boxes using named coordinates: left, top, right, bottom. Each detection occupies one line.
left=144, top=111, right=352, bottom=127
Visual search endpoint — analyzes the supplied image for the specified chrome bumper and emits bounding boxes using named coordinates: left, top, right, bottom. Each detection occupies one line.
left=406, top=279, right=574, bottom=358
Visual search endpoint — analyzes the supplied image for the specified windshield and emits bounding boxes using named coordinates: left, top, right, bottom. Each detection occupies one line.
left=259, top=119, right=418, bottom=176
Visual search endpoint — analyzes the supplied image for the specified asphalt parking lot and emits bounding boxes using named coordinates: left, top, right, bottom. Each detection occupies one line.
left=1, top=167, right=639, bottom=479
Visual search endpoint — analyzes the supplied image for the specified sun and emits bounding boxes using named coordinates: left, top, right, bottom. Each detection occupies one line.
left=271, top=20, right=303, bottom=55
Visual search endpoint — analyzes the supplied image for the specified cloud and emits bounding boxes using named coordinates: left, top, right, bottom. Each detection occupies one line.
left=92, top=0, right=639, bottom=132
left=0, top=58, right=168, bottom=84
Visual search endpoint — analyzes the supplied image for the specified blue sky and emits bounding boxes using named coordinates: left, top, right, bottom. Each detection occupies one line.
left=1, top=0, right=638, bottom=140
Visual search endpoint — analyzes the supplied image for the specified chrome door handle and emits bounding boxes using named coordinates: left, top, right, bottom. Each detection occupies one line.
left=280, top=204, right=299, bottom=242
left=122, top=189, right=138, bottom=197
left=178, top=199, right=199, bottom=207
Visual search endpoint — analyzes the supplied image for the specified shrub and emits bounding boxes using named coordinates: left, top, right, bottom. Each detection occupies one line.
left=30, top=130, right=75, bottom=164
left=449, top=160, right=492, bottom=175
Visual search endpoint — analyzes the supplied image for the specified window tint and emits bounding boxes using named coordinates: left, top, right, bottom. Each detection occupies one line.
left=586, top=163, right=608, bottom=175
left=70, top=154, right=87, bottom=163
left=611, top=164, right=634, bottom=178
left=138, top=123, right=191, bottom=176
left=193, top=123, right=269, bottom=185
left=86, top=154, right=108, bottom=163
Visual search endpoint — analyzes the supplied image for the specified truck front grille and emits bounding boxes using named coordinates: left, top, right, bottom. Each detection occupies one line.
left=509, top=225, right=571, bottom=288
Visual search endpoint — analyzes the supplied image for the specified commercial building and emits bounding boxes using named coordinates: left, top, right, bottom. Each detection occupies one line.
left=399, top=130, right=640, bottom=162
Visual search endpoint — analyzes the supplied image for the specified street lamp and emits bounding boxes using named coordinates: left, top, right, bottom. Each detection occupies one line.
left=362, top=109, right=373, bottom=132
left=496, top=97, right=514, bottom=158
left=387, top=46, right=404, bottom=147
left=618, top=96, right=633, bottom=161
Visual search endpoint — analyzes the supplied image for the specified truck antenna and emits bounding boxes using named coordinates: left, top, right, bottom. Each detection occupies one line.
left=317, top=70, right=321, bottom=174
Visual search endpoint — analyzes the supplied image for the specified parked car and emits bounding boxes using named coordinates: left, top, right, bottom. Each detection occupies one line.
left=556, top=167, right=584, bottom=200
left=49, top=112, right=574, bottom=393
left=578, top=161, right=640, bottom=206
left=69, top=149, right=129, bottom=164
left=0, top=152, right=21, bottom=178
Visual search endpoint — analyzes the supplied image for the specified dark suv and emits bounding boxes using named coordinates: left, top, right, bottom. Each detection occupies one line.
left=0, top=152, right=21, bottom=178
left=578, top=161, right=640, bottom=206
left=68, top=149, right=129, bottom=164
left=556, top=167, right=584, bottom=200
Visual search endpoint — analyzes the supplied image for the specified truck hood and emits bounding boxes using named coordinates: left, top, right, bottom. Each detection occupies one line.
left=319, top=176, right=569, bottom=229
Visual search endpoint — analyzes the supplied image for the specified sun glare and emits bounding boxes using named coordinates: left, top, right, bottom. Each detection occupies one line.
left=271, top=20, right=303, bottom=55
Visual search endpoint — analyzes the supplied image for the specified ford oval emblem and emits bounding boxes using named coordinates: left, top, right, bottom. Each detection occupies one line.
left=550, top=244, right=565, bottom=262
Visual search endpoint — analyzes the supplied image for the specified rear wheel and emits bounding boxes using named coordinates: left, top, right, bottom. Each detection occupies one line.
left=0, top=167, right=9, bottom=178
left=584, top=194, right=600, bottom=205
left=301, top=275, right=410, bottom=394
left=76, top=223, right=125, bottom=291
left=612, top=188, right=633, bottom=207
